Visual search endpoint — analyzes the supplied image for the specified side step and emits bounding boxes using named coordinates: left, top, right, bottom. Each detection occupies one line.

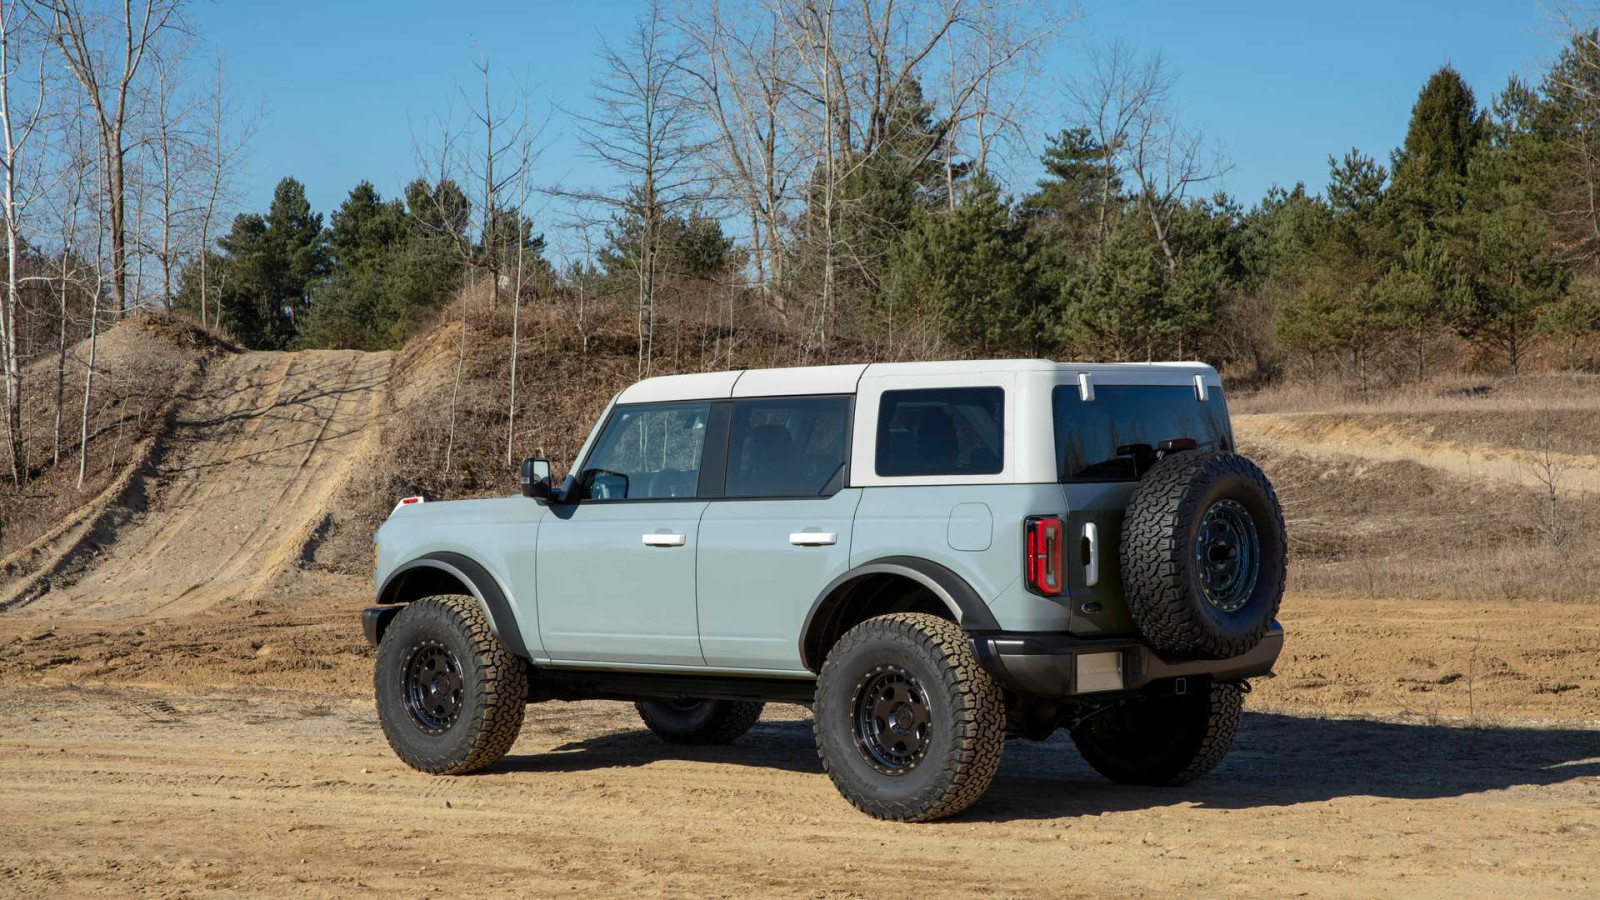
left=527, top=668, right=817, bottom=705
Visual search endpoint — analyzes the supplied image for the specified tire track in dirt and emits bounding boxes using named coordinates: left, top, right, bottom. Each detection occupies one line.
left=10, top=350, right=391, bottom=619
left=1235, top=412, right=1600, bottom=494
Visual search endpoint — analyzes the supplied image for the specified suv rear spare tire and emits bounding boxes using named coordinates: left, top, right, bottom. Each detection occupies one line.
left=1120, top=451, right=1286, bottom=660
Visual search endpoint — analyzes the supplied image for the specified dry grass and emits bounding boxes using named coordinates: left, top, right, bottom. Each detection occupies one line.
left=1245, top=436, right=1600, bottom=605
left=1232, top=371, right=1600, bottom=416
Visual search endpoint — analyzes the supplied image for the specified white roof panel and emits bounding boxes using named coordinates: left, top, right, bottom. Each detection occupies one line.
left=731, top=364, right=867, bottom=398
left=616, top=371, right=742, bottom=404
left=614, top=359, right=1219, bottom=404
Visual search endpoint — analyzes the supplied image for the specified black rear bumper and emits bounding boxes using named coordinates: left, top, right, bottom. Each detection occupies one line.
left=970, top=621, right=1283, bottom=698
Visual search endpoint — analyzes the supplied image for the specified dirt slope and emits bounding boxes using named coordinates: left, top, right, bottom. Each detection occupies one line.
left=6, top=349, right=391, bottom=618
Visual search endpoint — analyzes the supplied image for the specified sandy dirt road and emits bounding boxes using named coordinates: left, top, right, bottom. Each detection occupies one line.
left=1235, top=412, right=1600, bottom=495
left=3, top=684, right=1597, bottom=899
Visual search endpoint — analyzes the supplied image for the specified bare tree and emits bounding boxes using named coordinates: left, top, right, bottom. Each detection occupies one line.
left=462, top=54, right=533, bottom=309
left=78, top=159, right=108, bottom=489
left=1068, top=41, right=1228, bottom=266
left=195, top=54, right=251, bottom=330
left=0, top=0, right=46, bottom=486
left=568, top=0, right=703, bottom=377
left=677, top=0, right=800, bottom=296
left=144, top=37, right=194, bottom=308
left=505, top=98, right=545, bottom=466
left=1521, top=409, right=1570, bottom=548
left=936, top=1, right=1073, bottom=207
left=36, top=0, right=182, bottom=316
left=51, top=114, right=91, bottom=467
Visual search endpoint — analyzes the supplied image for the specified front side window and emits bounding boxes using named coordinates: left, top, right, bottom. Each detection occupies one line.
left=725, top=395, right=850, bottom=497
left=578, top=402, right=711, bottom=500
left=875, top=387, right=1004, bottom=477
left=1052, top=384, right=1230, bottom=481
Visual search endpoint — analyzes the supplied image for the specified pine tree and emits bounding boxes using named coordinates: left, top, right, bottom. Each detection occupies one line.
left=1390, top=66, right=1484, bottom=234
left=890, top=173, right=1043, bottom=355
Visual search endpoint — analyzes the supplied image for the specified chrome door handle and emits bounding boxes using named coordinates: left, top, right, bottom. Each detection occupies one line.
left=789, top=532, right=838, bottom=546
left=1083, top=522, right=1099, bottom=587
left=642, top=533, right=687, bottom=547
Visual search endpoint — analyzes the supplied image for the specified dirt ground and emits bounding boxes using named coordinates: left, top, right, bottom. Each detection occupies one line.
left=2, top=673, right=1597, bottom=899
left=4, top=349, right=1600, bottom=898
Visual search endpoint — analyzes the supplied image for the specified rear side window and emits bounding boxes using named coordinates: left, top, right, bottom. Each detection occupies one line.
left=725, top=395, right=850, bottom=497
left=875, top=388, right=1004, bottom=477
left=1052, top=384, right=1230, bottom=481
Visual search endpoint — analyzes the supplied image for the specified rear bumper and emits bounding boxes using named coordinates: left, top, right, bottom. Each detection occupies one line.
left=970, top=621, right=1284, bottom=698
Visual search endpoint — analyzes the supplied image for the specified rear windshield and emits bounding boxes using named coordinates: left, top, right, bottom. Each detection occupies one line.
left=1051, top=384, right=1230, bottom=481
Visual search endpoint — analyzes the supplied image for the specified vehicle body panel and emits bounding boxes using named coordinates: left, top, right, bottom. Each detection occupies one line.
left=535, top=499, right=709, bottom=666
left=696, top=489, right=863, bottom=669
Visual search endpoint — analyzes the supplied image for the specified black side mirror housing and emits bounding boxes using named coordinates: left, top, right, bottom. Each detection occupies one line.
left=521, top=457, right=553, bottom=499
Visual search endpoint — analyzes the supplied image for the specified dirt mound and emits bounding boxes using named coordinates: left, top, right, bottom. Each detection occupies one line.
left=3, top=349, right=391, bottom=617
left=0, top=313, right=233, bottom=559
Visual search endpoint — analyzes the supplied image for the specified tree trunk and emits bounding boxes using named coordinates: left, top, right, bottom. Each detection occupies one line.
left=78, top=296, right=100, bottom=489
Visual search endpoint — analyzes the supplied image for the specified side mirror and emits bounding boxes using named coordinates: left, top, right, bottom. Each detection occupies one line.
left=521, top=457, right=553, bottom=499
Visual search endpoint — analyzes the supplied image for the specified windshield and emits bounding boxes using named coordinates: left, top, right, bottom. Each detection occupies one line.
left=1051, top=384, right=1230, bottom=481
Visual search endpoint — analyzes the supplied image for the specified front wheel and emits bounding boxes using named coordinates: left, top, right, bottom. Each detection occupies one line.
left=635, top=698, right=764, bottom=745
left=375, top=595, right=528, bottom=775
left=1069, top=681, right=1244, bottom=785
left=813, top=613, right=1006, bottom=822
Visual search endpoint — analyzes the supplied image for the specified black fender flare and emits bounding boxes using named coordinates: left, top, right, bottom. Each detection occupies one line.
left=376, top=551, right=529, bottom=659
left=798, top=555, right=1000, bottom=670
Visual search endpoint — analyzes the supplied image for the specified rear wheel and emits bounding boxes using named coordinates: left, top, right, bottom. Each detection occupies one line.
left=814, top=613, right=1005, bottom=822
left=1069, top=682, right=1244, bottom=786
left=375, top=596, right=528, bottom=775
left=635, top=698, right=765, bottom=745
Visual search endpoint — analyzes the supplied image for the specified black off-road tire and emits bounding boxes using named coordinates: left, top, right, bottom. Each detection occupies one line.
left=1120, top=451, right=1286, bottom=660
left=635, top=699, right=765, bottom=745
left=1070, top=682, right=1244, bottom=785
left=813, top=613, right=1005, bottom=822
left=375, top=595, right=528, bottom=775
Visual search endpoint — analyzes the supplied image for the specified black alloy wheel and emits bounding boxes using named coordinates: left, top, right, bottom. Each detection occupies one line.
left=1193, top=499, right=1260, bottom=614
left=851, top=664, right=933, bottom=775
left=403, top=639, right=465, bottom=734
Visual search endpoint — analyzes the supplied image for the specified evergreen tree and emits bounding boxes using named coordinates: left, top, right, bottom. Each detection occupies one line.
left=200, top=177, right=329, bottom=349
left=1020, top=127, right=1114, bottom=258
left=890, top=173, right=1043, bottom=355
left=1389, top=66, right=1484, bottom=233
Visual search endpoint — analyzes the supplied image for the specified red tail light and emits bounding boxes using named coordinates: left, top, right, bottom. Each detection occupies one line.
left=1025, top=516, right=1065, bottom=596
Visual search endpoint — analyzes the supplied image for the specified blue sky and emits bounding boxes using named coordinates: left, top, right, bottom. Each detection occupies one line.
left=199, top=0, right=1557, bottom=240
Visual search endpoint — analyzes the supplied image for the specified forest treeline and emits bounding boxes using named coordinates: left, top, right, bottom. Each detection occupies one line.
left=7, top=0, right=1600, bottom=493
left=186, top=6, right=1600, bottom=389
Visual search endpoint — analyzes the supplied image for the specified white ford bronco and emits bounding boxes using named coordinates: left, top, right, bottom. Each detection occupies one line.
left=365, top=360, right=1286, bottom=821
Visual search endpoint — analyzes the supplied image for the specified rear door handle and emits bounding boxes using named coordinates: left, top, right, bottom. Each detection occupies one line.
left=789, top=532, right=838, bottom=546
left=1083, top=522, right=1099, bottom=586
left=643, top=533, right=687, bottom=547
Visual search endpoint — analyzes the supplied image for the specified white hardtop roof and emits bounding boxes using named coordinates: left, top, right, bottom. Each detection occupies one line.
left=614, top=359, right=1218, bottom=405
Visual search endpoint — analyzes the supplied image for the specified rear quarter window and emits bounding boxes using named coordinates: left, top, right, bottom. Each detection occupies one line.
left=1052, top=384, right=1230, bottom=481
left=875, top=387, right=1004, bottom=477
